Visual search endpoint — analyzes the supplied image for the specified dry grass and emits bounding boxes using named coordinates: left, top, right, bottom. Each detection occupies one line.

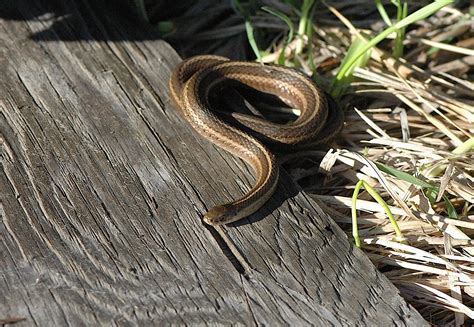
left=276, top=3, right=473, bottom=325
left=165, top=1, right=473, bottom=324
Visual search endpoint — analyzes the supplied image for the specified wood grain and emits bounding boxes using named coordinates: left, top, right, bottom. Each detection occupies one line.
left=0, top=0, right=426, bottom=325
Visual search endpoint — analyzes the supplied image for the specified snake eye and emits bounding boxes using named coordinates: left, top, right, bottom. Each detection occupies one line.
left=203, top=205, right=235, bottom=225
left=203, top=205, right=227, bottom=225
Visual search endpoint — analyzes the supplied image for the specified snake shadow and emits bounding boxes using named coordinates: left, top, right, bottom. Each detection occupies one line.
left=228, top=168, right=300, bottom=227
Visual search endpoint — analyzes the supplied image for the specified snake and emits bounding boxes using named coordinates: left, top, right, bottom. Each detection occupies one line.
left=169, top=55, right=343, bottom=225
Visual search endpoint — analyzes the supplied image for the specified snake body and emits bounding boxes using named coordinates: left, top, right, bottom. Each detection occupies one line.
left=169, top=55, right=343, bottom=225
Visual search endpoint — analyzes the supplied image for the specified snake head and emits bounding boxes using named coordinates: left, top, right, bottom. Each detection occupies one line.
left=203, top=205, right=238, bottom=225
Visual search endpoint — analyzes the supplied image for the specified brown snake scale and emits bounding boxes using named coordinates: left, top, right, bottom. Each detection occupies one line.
left=169, top=55, right=343, bottom=225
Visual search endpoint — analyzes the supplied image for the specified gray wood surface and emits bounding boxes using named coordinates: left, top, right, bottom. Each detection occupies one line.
left=0, top=0, right=427, bottom=325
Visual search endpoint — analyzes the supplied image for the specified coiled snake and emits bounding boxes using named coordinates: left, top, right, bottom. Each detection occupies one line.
left=169, top=55, right=343, bottom=225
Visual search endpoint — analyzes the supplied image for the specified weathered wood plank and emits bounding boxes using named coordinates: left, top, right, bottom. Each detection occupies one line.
left=0, top=0, right=426, bottom=325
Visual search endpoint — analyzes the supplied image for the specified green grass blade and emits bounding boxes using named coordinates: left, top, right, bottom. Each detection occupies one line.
left=262, top=6, right=294, bottom=44
left=331, top=34, right=371, bottom=97
left=378, top=163, right=460, bottom=219
left=305, top=2, right=317, bottom=73
left=453, top=137, right=474, bottom=154
left=427, top=137, right=474, bottom=177
left=334, top=0, right=453, bottom=86
left=352, top=180, right=364, bottom=248
left=352, top=180, right=404, bottom=247
left=362, top=181, right=403, bottom=240
left=376, top=163, right=434, bottom=189
left=393, top=2, right=408, bottom=58
left=245, top=20, right=262, bottom=63
left=296, top=0, right=315, bottom=54
left=443, top=195, right=459, bottom=219
left=262, top=6, right=295, bottom=65
left=424, top=187, right=438, bottom=204
left=375, top=0, right=393, bottom=26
